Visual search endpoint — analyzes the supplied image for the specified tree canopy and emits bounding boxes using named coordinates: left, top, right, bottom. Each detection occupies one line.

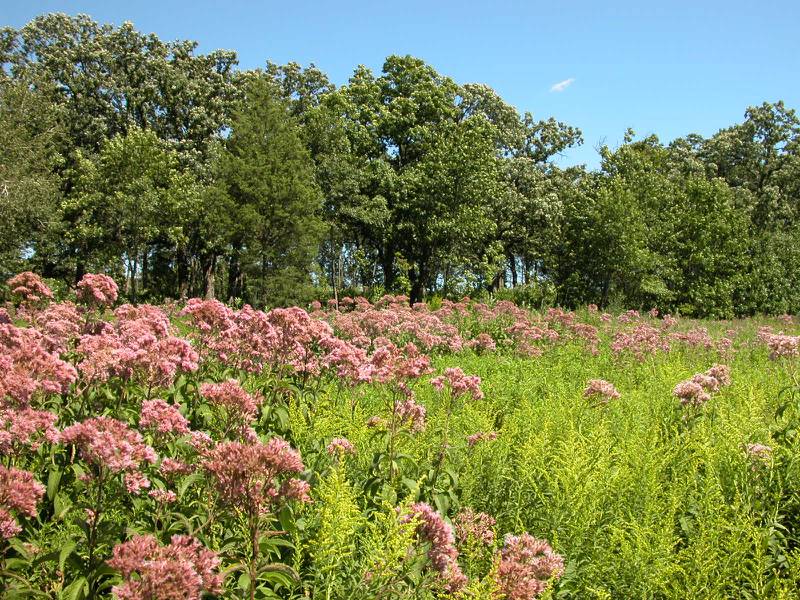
left=2, top=13, right=799, bottom=316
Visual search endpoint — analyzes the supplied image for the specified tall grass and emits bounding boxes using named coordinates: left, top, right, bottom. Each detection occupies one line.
left=293, top=320, right=800, bottom=598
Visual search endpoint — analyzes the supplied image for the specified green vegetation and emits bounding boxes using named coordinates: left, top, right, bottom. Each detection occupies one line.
left=3, top=270, right=800, bottom=598
left=2, top=14, right=800, bottom=314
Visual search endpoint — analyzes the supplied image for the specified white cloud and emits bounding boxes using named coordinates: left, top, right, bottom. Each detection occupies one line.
left=549, top=78, right=575, bottom=93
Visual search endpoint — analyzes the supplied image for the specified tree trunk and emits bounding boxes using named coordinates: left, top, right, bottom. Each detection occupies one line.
left=381, top=241, right=395, bottom=290
left=204, top=254, right=217, bottom=299
left=227, top=244, right=242, bottom=302
left=509, top=255, right=518, bottom=287
left=410, top=273, right=425, bottom=305
left=176, top=246, right=190, bottom=300
left=141, top=249, right=149, bottom=296
left=489, top=269, right=504, bottom=293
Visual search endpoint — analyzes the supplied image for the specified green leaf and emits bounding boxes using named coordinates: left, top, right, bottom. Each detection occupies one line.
left=238, top=572, right=251, bottom=591
left=60, top=577, right=88, bottom=600
left=47, top=467, right=62, bottom=501
left=59, top=541, right=77, bottom=572
left=53, top=492, right=72, bottom=520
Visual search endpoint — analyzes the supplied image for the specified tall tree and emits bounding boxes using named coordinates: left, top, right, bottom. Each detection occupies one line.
left=0, top=77, right=63, bottom=276
left=63, top=127, right=199, bottom=299
left=221, top=75, right=325, bottom=306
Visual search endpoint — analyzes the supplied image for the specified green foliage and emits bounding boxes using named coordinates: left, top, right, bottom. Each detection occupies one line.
left=0, top=77, right=63, bottom=275
left=2, top=13, right=800, bottom=314
left=220, top=75, right=325, bottom=307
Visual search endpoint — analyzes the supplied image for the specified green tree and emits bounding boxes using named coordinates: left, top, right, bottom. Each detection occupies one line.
left=63, top=128, right=198, bottom=299
left=0, top=77, right=63, bottom=276
left=221, top=75, right=325, bottom=306
left=330, top=56, right=514, bottom=302
left=3, top=14, right=239, bottom=165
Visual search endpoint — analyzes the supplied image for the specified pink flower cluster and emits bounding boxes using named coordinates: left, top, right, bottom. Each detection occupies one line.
left=396, top=398, right=427, bottom=433
left=140, top=399, right=190, bottom=437
left=744, top=443, right=772, bottom=469
left=60, top=417, right=157, bottom=491
left=109, top=534, right=222, bottom=599
left=466, top=431, right=498, bottom=447
left=669, top=327, right=711, bottom=350
left=31, top=301, right=83, bottom=353
left=77, top=304, right=198, bottom=388
left=0, top=465, right=45, bottom=539
left=362, top=338, right=432, bottom=385
left=454, top=508, right=496, bottom=546
left=617, top=309, right=641, bottom=324
left=0, top=408, right=59, bottom=454
left=611, top=323, right=670, bottom=361
left=758, top=328, right=800, bottom=360
left=583, top=379, right=621, bottom=404
left=496, top=533, right=565, bottom=599
left=430, top=367, right=484, bottom=401
left=202, top=438, right=310, bottom=515
left=673, top=364, right=731, bottom=407
left=76, top=273, right=119, bottom=308
left=467, top=333, right=497, bottom=352
left=199, top=380, right=262, bottom=440
left=0, top=323, right=77, bottom=406
left=403, top=502, right=467, bottom=593
left=330, top=298, right=464, bottom=353
left=200, top=380, right=260, bottom=419
left=326, top=437, right=356, bottom=456
left=6, top=272, right=53, bottom=304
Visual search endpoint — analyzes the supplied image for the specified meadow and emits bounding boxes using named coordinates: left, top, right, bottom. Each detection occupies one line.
left=2, top=271, right=800, bottom=599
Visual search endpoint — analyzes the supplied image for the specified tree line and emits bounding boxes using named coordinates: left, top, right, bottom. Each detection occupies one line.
left=2, top=13, right=799, bottom=316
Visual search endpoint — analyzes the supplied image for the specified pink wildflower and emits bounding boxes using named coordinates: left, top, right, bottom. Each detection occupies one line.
left=31, top=301, right=83, bottom=353
left=140, top=399, right=190, bottom=437
left=326, top=437, right=356, bottom=456
left=611, top=323, right=670, bottom=361
left=467, top=333, right=497, bottom=352
left=187, top=430, right=213, bottom=451
left=496, top=533, right=565, bottom=600
left=160, top=458, right=194, bottom=478
left=396, top=398, right=427, bottom=432
left=673, top=381, right=711, bottom=407
left=59, top=416, right=157, bottom=473
left=366, top=416, right=386, bottom=429
left=149, top=489, right=178, bottom=504
left=202, top=438, right=309, bottom=514
left=7, top=272, right=53, bottom=305
left=109, top=534, right=222, bottom=599
left=124, top=471, right=151, bottom=494
left=199, top=380, right=261, bottom=418
left=744, top=443, right=772, bottom=469
left=583, top=379, right=621, bottom=404
left=76, top=273, right=118, bottom=308
left=760, top=330, right=800, bottom=359
left=706, top=364, right=731, bottom=386
left=467, top=431, right=498, bottom=447
left=430, top=367, right=484, bottom=401
left=454, top=508, right=496, bottom=546
left=0, top=465, right=45, bottom=539
left=403, top=502, right=467, bottom=593
left=199, top=380, right=262, bottom=439
left=0, top=408, right=59, bottom=454
left=674, top=364, right=731, bottom=407
left=0, top=324, right=77, bottom=406
left=76, top=312, right=198, bottom=389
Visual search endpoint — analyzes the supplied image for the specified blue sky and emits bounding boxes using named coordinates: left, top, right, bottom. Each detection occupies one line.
left=5, top=0, right=800, bottom=168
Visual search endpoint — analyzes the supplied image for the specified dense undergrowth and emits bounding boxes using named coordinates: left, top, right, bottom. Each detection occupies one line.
left=2, top=271, right=800, bottom=599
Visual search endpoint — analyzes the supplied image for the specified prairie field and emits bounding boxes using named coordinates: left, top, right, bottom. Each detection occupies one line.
left=3, top=272, right=800, bottom=599
left=4, top=8, right=800, bottom=600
